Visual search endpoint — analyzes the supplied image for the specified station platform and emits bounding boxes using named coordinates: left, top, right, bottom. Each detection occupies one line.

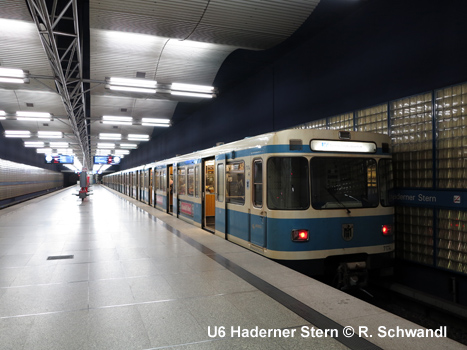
left=0, top=185, right=464, bottom=350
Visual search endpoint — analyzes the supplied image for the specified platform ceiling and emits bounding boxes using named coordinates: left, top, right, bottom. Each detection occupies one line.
left=0, top=0, right=341, bottom=170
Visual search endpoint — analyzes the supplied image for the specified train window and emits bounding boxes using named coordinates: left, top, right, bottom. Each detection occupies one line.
left=162, top=169, right=166, bottom=191
left=217, top=163, right=224, bottom=202
left=187, top=167, right=194, bottom=196
left=155, top=170, right=160, bottom=190
left=311, top=157, right=379, bottom=210
left=226, top=161, right=245, bottom=205
left=379, top=159, right=394, bottom=207
left=253, top=159, right=263, bottom=207
left=178, top=167, right=186, bottom=195
left=267, top=157, right=309, bottom=210
left=195, top=165, right=200, bottom=198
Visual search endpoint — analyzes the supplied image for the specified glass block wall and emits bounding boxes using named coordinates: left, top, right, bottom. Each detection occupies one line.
left=356, top=104, right=388, bottom=134
left=294, top=82, right=467, bottom=276
left=295, top=118, right=326, bottom=129
left=396, top=206, right=434, bottom=265
left=390, top=93, right=433, bottom=188
left=328, top=113, right=354, bottom=131
left=438, top=209, right=467, bottom=273
left=436, top=83, right=467, bottom=189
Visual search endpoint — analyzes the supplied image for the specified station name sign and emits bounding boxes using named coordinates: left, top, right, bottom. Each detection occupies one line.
left=391, top=189, right=465, bottom=209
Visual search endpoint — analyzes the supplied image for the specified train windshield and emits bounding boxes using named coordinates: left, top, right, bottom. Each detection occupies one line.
left=311, top=157, right=379, bottom=210
left=267, top=157, right=310, bottom=210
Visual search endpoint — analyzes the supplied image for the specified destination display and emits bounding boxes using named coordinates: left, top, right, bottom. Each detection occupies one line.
left=45, top=154, right=74, bottom=164
left=93, top=155, right=121, bottom=165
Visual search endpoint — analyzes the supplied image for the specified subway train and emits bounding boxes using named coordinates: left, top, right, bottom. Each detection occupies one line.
left=103, top=129, right=395, bottom=288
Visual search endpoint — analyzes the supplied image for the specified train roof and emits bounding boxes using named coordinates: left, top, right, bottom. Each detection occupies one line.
left=117, top=129, right=390, bottom=173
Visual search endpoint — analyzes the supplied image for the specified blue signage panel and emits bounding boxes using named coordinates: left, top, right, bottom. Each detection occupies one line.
left=45, top=154, right=74, bottom=164
left=93, top=155, right=121, bottom=165
left=392, top=189, right=467, bottom=210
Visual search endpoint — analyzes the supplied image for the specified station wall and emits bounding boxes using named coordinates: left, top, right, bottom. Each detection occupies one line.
left=295, top=81, right=467, bottom=297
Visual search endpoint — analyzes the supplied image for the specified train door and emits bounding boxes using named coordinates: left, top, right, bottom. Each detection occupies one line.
left=202, top=158, right=216, bottom=232
left=172, top=163, right=178, bottom=217
left=129, top=173, right=133, bottom=197
left=215, top=155, right=227, bottom=238
left=149, top=168, right=153, bottom=206
left=168, top=165, right=174, bottom=215
left=250, top=158, right=267, bottom=247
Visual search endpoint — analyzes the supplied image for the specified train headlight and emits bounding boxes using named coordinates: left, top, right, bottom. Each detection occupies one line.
left=382, top=225, right=393, bottom=236
left=292, top=229, right=309, bottom=242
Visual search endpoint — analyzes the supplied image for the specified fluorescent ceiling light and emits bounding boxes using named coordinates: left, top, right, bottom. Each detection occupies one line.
left=109, top=85, right=156, bottom=94
left=16, top=111, right=52, bottom=118
left=50, top=142, right=69, bottom=148
left=114, top=149, right=130, bottom=155
left=103, top=121, right=133, bottom=126
left=171, top=83, right=214, bottom=93
left=108, top=77, right=157, bottom=94
left=0, top=110, right=5, bottom=120
left=36, top=148, right=53, bottom=154
left=0, top=68, right=27, bottom=83
left=0, top=77, right=24, bottom=84
left=142, top=118, right=170, bottom=124
left=25, top=141, right=45, bottom=147
left=97, top=143, right=115, bottom=148
left=142, top=123, right=170, bottom=127
left=38, top=131, right=63, bottom=138
left=96, top=149, right=112, bottom=155
left=128, top=134, right=149, bottom=141
left=102, top=115, right=133, bottom=122
left=17, top=117, right=51, bottom=122
left=171, top=91, right=213, bottom=99
left=109, top=77, right=157, bottom=88
left=120, top=143, right=138, bottom=149
left=99, top=133, right=121, bottom=140
left=141, top=117, right=170, bottom=127
left=0, top=67, right=25, bottom=78
left=5, top=130, right=31, bottom=138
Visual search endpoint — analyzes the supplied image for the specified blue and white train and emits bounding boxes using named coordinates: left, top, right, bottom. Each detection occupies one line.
left=103, top=129, right=394, bottom=287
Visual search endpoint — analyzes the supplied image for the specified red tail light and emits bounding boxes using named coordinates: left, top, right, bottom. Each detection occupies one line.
left=382, top=225, right=393, bottom=236
left=292, top=229, right=309, bottom=242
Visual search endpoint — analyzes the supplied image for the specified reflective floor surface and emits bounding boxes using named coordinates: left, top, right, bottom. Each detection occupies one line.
left=0, top=185, right=345, bottom=350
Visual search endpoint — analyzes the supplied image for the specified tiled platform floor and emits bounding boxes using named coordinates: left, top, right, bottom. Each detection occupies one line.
left=0, top=185, right=464, bottom=350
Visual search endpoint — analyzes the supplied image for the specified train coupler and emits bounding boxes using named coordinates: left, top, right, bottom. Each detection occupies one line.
left=337, top=261, right=368, bottom=290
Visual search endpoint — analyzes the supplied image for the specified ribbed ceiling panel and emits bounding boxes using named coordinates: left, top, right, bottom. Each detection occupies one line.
left=0, top=1, right=34, bottom=21
left=0, top=19, right=55, bottom=90
left=89, top=0, right=208, bottom=38
left=89, top=0, right=319, bottom=49
left=90, top=29, right=169, bottom=80
left=188, top=0, right=320, bottom=49
left=155, top=40, right=235, bottom=84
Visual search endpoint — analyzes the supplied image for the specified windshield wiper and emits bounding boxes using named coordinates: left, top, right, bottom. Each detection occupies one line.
left=324, top=187, right=351, bottom=214
left=344, top=193, right=360, bottom=202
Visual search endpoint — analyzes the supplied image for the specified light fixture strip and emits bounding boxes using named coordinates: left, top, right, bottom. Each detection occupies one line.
left=141, top=118, right=170, bottom=124
left=102, top=115, right=133, bottom=122
left=0, top=67, right=25, bottom=78
left=109, top=77, right=157, bottom=88
left=99, top=133, right=122, bottom=140
left=171, top=83, right=214, bottom=93
left=141, top=123, right=171, bottom=127
left=171, top=91, right=213, bottom=99
left=102, top=121, right=133, bottom=126
left=16, top=111, right=52, bottom=118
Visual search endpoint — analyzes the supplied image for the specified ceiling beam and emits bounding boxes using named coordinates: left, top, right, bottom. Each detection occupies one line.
left=26, top=0, right=91, bottom=170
